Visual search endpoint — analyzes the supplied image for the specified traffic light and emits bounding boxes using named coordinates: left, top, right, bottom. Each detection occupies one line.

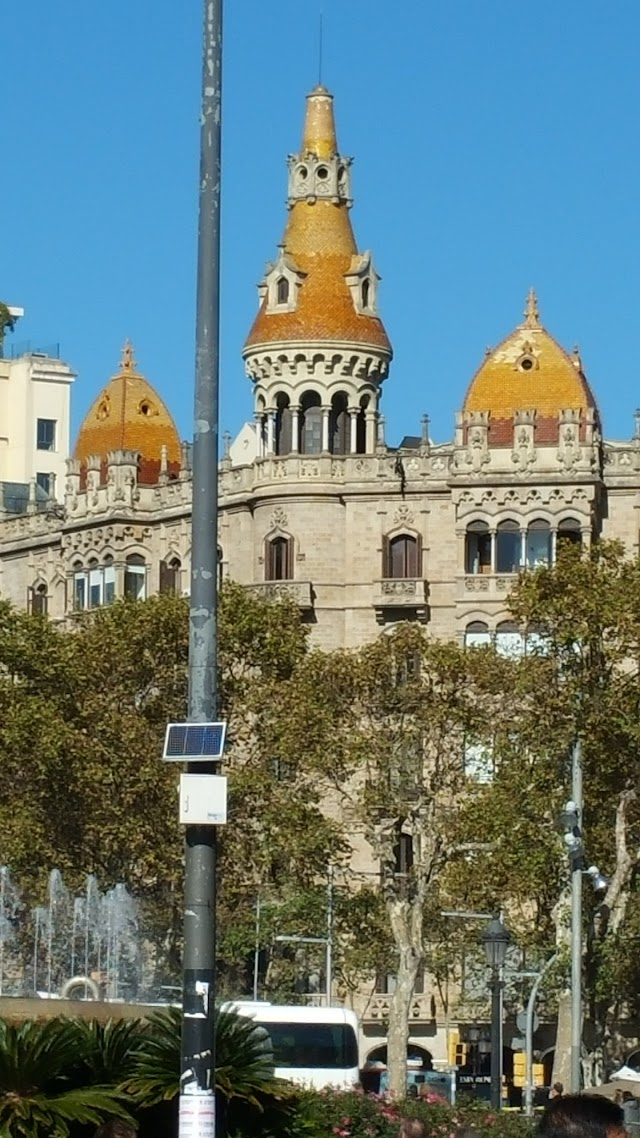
left=455, top=1042, right=469, bottom=1067
left=513, top=1051, right=526, bottom=1087
left=533, top=1063, right=545, bottom=1087
left=447, top=1031, right=460, bottom=1067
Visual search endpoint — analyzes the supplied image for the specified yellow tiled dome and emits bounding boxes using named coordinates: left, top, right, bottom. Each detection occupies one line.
left=75, top=343, right=181, bottom=479
left=463, top=291, right=599, bottom=444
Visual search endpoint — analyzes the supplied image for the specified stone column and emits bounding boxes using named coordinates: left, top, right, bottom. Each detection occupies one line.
left=266, top=411, right=276, bottom=455
left=114, top=560, right=126, bottom=601
left=365, top=410, right=377, bottom=454
left=348, top=408, right=358, bottom=454
left=321, top=406, right=331, bottom=453
left=490, top=529, right=497, bottom=573
left=291, top=406, right=300, bottom=453
left=254, top=414, right=264, bottom=458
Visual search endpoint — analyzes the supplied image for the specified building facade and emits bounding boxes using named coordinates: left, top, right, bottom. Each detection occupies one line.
left=1, top=86, right=639, bottom=1065
left=0, top=308, right=74, bottom=502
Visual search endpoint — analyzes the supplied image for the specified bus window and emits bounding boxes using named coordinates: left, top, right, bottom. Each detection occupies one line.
left=260, top=1022, right=358, bottom=1070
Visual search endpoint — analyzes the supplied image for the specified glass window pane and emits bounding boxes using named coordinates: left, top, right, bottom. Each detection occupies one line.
left=466, top=529, right=491, bottom=574
left=37, top=418, right=56, bottom=451
left=465, top=630, right=491, bottom=648
left=104, top=565, right=116, bottom=605
left=301, top=408, right=322, bottom=455
left=125, top=564, right=145, bottom=601
left=496, top=527, right=521, bottom=573
left=526, top=524, right=551, bottom=567
left=496, top=631, right=524, bottom=657
left=36, top=472, right=52, bottom=496
left=74, top=574, right=86, bottom=610
left=259, top=1023, right=358, bottom=1070
left=464, top=742, right=494, bottom=783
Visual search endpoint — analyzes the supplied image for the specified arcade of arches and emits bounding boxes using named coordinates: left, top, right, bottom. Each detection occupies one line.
left=256, top=391, right=371, bottom=457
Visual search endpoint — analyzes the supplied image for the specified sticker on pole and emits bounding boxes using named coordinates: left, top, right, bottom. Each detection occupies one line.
left=179, top=1090, right=215, bottom=1138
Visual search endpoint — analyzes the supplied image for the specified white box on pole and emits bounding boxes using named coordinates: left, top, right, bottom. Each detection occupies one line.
left=179, top=773, right=228, bottom=826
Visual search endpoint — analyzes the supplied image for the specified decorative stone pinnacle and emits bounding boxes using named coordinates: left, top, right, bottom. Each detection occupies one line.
left=523, top=287, right=540, bottom=328
left=120, top=340, right=136, bottom=373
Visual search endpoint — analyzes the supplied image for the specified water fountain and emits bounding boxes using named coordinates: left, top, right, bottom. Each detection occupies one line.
left=0, top=866, right=153, bottom=1003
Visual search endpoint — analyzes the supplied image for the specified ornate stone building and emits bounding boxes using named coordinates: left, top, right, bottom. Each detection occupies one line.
left=1, top=84, right=639, bottom=1066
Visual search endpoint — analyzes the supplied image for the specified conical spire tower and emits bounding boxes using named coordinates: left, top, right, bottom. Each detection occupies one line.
left=243, top=87, right=392, bottom=459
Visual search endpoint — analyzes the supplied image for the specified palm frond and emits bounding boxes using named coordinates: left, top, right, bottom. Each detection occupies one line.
left=123, top=1006, right=277, bottom=1108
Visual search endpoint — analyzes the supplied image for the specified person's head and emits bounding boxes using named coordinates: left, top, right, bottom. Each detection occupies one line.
left=552, top=1083, right=565, bottom=1097
left=539, top=1094, right=625, bottom=1138
left=94, top=1121, right=137, bottom=1138
left=399, top=1119, right=427, bottom=1138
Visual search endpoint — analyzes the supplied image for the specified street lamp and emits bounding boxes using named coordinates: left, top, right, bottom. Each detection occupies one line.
left=482, top=914, right=511, bottom=1111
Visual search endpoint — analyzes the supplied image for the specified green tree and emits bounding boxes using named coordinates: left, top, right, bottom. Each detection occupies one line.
left=448, top=541, right=640, bottom=1072
left=268, top=623, right=508, bottom=1096
left=0, top=584, right=348, bottom=995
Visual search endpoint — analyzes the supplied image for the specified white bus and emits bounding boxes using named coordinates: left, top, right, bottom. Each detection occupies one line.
left=229, top=1002, right=360, bottom=1090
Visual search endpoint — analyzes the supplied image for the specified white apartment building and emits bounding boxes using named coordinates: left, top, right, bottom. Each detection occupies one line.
left=0, top=308, right=75, bottom=502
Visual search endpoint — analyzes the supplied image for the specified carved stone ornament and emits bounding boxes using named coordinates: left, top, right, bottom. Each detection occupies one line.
left=269, top=506, right=288, bottom=531
left=457, top=412, right=490, bottom=476
left=557, top=411, right=582, bottom=472
left=393, top=503, right=414, bottom=527
left=511, top=423, right=537, bottom=475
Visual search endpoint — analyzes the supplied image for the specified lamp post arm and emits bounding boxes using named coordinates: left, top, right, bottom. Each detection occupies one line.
left=524, top=954, right=558, bottom=1117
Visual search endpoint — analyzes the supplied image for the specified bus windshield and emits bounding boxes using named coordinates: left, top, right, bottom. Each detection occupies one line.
left=257, top=1021, right=358, bottom=1070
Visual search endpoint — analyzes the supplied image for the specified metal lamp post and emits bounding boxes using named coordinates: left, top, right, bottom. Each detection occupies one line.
left=482, top=914, right=511, bottom=1111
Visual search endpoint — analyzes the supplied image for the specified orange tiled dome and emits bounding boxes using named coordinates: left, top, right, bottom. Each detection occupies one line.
left=463, top=290, right=599, bottom=445
left=74, top=342, right=181, bottom=481
left=244, top=87, right=391, bottom=354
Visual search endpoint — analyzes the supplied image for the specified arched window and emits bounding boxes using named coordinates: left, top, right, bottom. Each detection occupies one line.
left=72, top=561, right=86, bottom=611
left=384, top=534, right=420, bottom=579
left=266, top=536, right=293, bottom=581
left=276, top=276, right=289, bottom=305
left=496, top=520, right=521, bottom=574
left=465, top=521, right=491, bottom=575
left=526, top=519, right=551, bottom=568
left=557, top=518, right=582, bottom=551
left=275, top=392, right=292, bottom=456
left=31, top=583, right=48, bottom=617
left=299, top=391, right=322, bottom=455
left=83, top=557, right=116, bottom=607
left=465, top=620, right=490, bottom=648
left=356, top=395, right=368, bottom=454
left=495, top=620, right=524, bottom=658
left=160, top=557, right=181, bottom=596
left=361, top=278, right=370, bottom=309
left=124, top=554, right=146, bottom=601
left=330, top=392, right=349, bottom=455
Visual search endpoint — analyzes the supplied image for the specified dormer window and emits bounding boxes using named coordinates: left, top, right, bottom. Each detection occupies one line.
left=276, top=277, right=289, bottom=305
left=260, top=248, right=306, bottom=314
left=345, top=251, right=380, bottom=316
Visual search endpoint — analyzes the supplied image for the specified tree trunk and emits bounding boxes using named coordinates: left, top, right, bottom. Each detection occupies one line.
left=552, top=991, right=573, bottom=1089
left=386, top=899, right=422, bottom=1098
left=551, top=884, right=573, bottom=1089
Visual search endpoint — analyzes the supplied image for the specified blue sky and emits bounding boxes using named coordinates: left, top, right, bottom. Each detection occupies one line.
left=3, top=1, right=640, bottom=448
